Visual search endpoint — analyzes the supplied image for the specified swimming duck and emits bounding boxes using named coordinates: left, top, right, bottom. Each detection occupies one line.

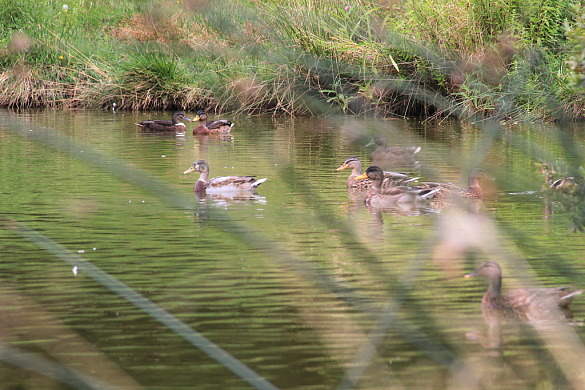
left=366, top=136, right=421, bottom=169
left=538, top=162, right=584, bottom=193
left=183, top=159, right=267, bottom=193
left=539, top=162, right=583, bottom=194
left=335, top=157, right=417, bottom=189
left=355, top=166, right=440, bottom=206
left=465, top=261, right=582, bottom=321
left=193, top=110, right=234, bottom=135
left=421, top=168, right=489, bottom=200
left=135, top=112, right=192, bottom=134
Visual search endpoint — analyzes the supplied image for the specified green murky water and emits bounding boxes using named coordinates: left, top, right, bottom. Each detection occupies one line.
left=0, top=110, right=584, bottom=389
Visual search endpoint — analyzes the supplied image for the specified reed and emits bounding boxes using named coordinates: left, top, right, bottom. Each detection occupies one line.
left=0, top=0, right=584, bottom=120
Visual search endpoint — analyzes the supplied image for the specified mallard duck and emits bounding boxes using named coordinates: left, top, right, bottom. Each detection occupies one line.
left=539, top=162, right=583, bottom=194
left=192, top=110, right=234, bottom=135
left=183, top=159, right=266, bottom=193
left=355, top=166, right=440, bottom=206
left=465, top=261, right=582, bottom=321
left=135, top=112, right=192, bottom=134
left=421, top=168, right=489, bottom=200
left=335, top=157, right=417, bottom=189
left=366, top=136, right=421, bottom=169
left=539, top=162, right=557, bottom=188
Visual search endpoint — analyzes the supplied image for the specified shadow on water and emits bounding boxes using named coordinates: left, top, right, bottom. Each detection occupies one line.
left=0, top=110, right=584, bottom=389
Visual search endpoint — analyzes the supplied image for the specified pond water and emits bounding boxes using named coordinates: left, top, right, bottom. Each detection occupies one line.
left=0, top=109, right=584, bottom=389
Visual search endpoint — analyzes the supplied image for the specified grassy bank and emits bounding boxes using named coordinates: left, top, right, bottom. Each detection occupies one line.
left=0, top=0, right=584, bottom=121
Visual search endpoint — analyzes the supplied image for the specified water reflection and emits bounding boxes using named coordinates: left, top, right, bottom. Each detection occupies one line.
left=194, top=191, right=267, bottom=207
left=1, top=110, right=585, bottom=389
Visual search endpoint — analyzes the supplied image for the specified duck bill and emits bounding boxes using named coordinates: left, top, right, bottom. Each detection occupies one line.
left=193, top=115, right=201, bottom=122
left=464, top=272, right=477, bottom=279
left=365, top=139, right=375, bottom=147
left=354, top=172, right=369, bottom=180
left=183, top=166, right=197, bottom=175
left=335, top=164, right=349, bottom=171
left=183, top=116, right=193, bottom=122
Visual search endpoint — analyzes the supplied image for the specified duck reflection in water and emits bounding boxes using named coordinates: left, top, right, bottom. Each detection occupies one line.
left=194, top=191, right=266, bottom=206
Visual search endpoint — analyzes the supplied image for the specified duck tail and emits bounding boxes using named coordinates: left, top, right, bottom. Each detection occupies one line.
left=420, top=187, right=441, bottom=200
left=253, top=178, right=267, bottom=187
left=562, top=290, right=583, bottom=301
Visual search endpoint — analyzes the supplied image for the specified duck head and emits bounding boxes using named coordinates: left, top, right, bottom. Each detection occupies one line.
left=193, top=110, right=208, bottom=122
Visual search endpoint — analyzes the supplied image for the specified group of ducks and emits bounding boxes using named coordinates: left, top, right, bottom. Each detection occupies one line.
left=135, top=111, right=234, bottom=135
left=137, top=112, right=581, bottom=326
left=336, top=145, right=582, bottom=326
left=335, top=153, right=486, bottom=209
left=135, top=111, right=265, bottom=193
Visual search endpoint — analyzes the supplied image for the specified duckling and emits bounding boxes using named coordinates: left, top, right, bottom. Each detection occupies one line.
left=355, top=166, right=440, bottom=206
left=336, top=157, right=418, bottom=189
left=183, top=160, right=266, bottom=193
left=465, top=261, right=581, bottom=322
left=193, top=110, right=234, bottom=135
left=135, top=112, right=192, bottom=134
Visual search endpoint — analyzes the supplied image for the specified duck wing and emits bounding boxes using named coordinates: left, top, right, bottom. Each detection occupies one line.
left=136, top=119, right=174, bottom=127
left=206, top=119, right=234, bottom=130
left=507, top=287, right=582, bottom=312
left=207, top=176, right=259, bottom=190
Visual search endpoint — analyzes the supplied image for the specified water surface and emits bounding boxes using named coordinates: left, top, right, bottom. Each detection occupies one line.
left=0, top=110, right=584, bottom=389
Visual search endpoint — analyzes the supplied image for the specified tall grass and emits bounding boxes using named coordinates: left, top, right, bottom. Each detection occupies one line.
left=0, top=0, right=584, bottom=120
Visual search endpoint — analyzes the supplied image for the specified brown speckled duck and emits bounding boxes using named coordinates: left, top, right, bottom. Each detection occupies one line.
left=192, top=110, right=234, bottom=135
left=355, top=166, right=440, bottom=206
left=135, top=112, right=192, bottom=134
left=366, top=136, right=421, bottom=169
left=465, top=261, right=582, bottom=321
left=539, top=162, right=583, bottom=194
left=420, top=168, right=490, bottom=200
left=183, top=159, right=266, bottom=193
left=336, top=157, right=417, bottom=189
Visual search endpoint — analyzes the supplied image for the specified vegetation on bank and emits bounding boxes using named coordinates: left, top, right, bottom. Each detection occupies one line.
left=1, top=0, right=585, bottom=121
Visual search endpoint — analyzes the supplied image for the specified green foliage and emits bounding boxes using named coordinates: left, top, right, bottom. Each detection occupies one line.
left=565, top=4, right=585, bottom=90
left=111, top=50, right=193, bottom=110
left=510, top=0, right=574, bottom=47
left=0, top=0, right=583, bottom=120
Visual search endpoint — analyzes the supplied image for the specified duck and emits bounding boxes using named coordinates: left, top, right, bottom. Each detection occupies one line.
left=183, top=159, right=267, bottom=193
left=465, top=261, right=582, bottom=321
left=539, top=162, right=583, bottom=194
left=135, top=112, right=192, bottom=134
left=366, top=136, right=421, bottom=169
left=335, top=157, right=418, bottom=189
left=421, top=168, right=489, bottom=200
left=355, top=165, right=440, bottom=206
left=539, top=162, right=557, bottom=188
left=192, top=110, right=234, bottom=135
